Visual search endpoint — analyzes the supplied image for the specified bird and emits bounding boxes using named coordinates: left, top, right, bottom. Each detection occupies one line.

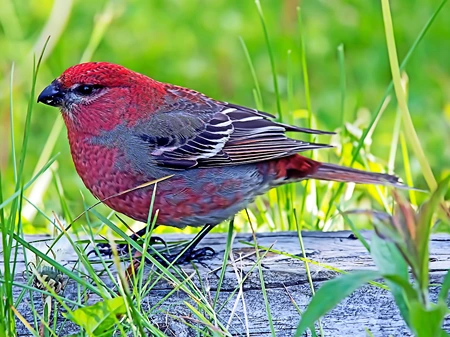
left=37, top=62, right=403, bottom=263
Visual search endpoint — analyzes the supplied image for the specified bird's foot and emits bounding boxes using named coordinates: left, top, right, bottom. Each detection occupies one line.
left=88, top=224, right=217, bottom=266
left=87, top=236, right=167, bottom=258
left=155, top=246, right=216, bottom=266
left=87, top=237, right=215, bottom=266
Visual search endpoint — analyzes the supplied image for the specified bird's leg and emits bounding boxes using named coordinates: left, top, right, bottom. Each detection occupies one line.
left=88, top=226, right=166, bottom=257
left=88, top=224, right=216, bottom=265
left=155, top=224, right=216, bottom=265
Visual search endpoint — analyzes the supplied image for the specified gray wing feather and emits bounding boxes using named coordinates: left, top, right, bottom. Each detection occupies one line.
left=138, top=88, right=333, bottom=169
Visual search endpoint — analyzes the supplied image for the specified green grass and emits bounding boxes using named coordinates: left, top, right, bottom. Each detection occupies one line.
left=0, top=0, right=449, bottom=232
left=0, top=0, right=449, bottom=336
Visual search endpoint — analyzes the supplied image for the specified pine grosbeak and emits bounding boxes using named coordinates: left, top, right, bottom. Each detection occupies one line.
left=38, top=62, right=402, bottom=262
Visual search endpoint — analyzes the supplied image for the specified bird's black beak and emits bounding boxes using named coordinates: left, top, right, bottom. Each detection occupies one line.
left=37, top=81, right=65, bottom=107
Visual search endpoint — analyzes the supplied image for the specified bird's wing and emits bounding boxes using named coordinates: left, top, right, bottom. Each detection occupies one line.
left=139, top=87, right=334, bottom=169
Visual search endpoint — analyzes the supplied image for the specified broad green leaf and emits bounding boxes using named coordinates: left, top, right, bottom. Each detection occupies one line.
left=416, top=176, right=450, bottom=291
left=371, top=234, right=411, bottom=326
left=409, top=299, right=448, bottom=337
left=438, top=268, right=450, bottom=302
left=295, top=270, right=380, bottom=337
left=371, top=234, right=408, bottom=280
left=64, top=297, right=126, bottom=336
left=382, top=274, right=418, bottom=302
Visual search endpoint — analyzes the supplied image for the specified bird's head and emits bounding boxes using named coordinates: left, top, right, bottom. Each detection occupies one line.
left=38, top=62, right=164, bottom=134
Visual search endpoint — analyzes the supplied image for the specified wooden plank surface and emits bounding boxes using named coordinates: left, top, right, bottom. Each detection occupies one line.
left=4, top=231, right=450, bottom=336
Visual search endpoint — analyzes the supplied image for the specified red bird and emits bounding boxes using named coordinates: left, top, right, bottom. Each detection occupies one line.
left=38, top=62, right=402, bottom=262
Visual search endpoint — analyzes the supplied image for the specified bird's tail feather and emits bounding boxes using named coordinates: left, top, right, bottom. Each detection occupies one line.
left=309, top=162, right=407, bottom=188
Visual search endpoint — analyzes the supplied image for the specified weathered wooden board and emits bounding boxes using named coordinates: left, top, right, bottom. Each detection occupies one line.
left=4, top=231, right=450, bottom=336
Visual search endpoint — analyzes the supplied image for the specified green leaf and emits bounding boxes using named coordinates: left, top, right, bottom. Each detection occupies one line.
left=371, top=234, right=408, bottom=280
left=371, top=234, right=411, bottom=326
left=416, top=176, right=450, bottom=291
left=295, top=270, right=380, bottom=337
left=409, top=299, right=448, bottom=337
left=64, top=297, right=126, bottom=336
left=438, top=268, right=450, bottom=302
left=382, top=274, right=418, bottom=302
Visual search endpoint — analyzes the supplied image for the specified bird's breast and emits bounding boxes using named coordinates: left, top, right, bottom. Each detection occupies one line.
left=69, top=134, right=126, bottom=194
left=67, top=132, right=155, bottom=219
left=66, top=132, right=282, bottom=227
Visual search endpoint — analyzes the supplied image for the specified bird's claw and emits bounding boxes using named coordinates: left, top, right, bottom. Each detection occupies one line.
left=87, top=236, right=167, bottom=258
left=86, top=242, right=116, bottom=258
left=156, top=246, right=216, bottom=266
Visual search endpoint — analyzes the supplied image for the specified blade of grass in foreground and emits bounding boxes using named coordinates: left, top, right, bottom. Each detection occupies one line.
left=246, top=210, right=276, bottom=337
left=2, top=66, right=18, bottom=336
left=16, top=37, right=49, bottom=193
left=1, top=41, right=49, bottom=337
left=381, top=0, right=437, bottom=191
left=0, top=174, right=15, bottom=336
left=9, top=63, right=17, bottom=183
left=295, top=212, right=324, bottom=337
left=213, top=218, right=235, bottom=309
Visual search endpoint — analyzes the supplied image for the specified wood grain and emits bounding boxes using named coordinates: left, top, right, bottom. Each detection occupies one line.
left=3, top=231, right=449, bottom=336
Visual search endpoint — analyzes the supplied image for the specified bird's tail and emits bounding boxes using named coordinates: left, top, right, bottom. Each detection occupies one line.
left=308, top=162, right=405, bottom=188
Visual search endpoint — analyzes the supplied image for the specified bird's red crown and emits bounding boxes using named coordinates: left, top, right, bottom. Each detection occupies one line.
left=57, top=62, right=147, bottom=89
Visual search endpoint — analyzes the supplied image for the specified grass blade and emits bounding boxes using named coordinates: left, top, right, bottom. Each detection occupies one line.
left=381, top=0, right=437, bottom=191
left=255, top=0, right=281, bottom=115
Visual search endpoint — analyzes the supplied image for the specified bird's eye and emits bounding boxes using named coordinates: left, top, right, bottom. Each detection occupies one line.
left=74, top=84, right=103, bottom=96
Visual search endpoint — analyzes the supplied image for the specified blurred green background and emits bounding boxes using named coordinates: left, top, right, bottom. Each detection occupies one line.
left=1, top=0, right=449, bottom=233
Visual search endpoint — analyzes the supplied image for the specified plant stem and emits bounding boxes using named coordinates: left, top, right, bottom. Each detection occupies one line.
left=380, top=0, right=437, bottom=191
